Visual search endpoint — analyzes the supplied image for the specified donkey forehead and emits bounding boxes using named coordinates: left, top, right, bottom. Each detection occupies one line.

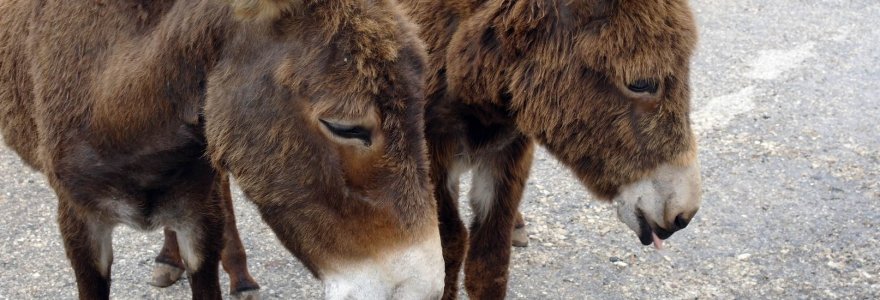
left=271, top=46, right=425, bottom=126
left=577, top=0, right=697, bottom=83
left=283, top=71, right=423, bottom=134
left=271, top=54, right=396, bottom=123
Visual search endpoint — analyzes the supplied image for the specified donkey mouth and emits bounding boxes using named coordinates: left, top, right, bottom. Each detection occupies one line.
left=636, top=212, right=666, bottom=250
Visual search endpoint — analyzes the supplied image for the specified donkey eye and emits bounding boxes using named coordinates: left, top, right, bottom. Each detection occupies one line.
left=627, top=79, right=659, bottom=94
left=319, top=119, right=372, bottom=146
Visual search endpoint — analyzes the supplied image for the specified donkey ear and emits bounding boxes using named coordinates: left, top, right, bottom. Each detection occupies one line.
left=228, top=0, right=302, bottom=22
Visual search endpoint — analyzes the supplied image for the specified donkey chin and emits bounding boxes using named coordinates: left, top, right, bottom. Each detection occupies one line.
left=321, top=230, right=445, bottom=300
left=613, top=160, right=702, bottom=250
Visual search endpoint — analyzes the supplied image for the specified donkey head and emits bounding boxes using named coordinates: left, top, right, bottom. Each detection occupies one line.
left=205, top=1, right=442, bottom=298
left=447, top=0, right=701, bottom=248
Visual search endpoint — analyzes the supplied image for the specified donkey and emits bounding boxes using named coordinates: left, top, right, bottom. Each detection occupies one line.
left=397, top=0, right=703, bottom=298
left=0, top=0, right=443, bottom=299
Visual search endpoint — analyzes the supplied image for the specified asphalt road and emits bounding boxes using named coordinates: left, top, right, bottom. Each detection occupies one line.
left=1, top=0, right=878, bottom=299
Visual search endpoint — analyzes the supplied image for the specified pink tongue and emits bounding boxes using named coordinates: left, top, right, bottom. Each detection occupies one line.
left=652, top=232, right=664, bottom=250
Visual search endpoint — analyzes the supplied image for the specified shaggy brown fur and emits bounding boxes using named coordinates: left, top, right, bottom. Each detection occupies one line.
left=399, top=0, right=700, bottom=298
left=0, top=0, right=435, bottom=299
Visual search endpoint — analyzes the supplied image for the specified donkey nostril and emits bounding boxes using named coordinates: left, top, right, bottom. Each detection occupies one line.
left=674, top=214, right=690, bottom=230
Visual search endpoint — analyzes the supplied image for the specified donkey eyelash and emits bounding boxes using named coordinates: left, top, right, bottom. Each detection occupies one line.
left=319, top=119, right=372, bottom=146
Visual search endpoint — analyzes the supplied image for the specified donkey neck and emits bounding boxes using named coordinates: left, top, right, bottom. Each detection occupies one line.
left=87, top=1, right=231, bottom=149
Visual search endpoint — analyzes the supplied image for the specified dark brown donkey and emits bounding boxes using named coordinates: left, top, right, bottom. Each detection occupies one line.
left=0, top=0, right=442, bottom=299
left=398, top=0, right=703, bottom=298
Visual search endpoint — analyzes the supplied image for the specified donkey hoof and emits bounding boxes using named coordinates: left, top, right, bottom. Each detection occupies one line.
left=149, top=262, right=185, bottom=287
left=231, top=288, right=261, bottom=300
left=512, top=226, right=529, bottom=247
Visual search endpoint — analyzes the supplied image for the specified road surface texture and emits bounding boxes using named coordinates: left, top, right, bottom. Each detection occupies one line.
left=1, top=0, right=878, bottom=299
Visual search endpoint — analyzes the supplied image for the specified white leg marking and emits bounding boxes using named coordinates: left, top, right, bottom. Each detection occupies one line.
left=174, top=226, right=203, bottom=272
left=746, top=42, right=816, bottom=80
left=87, top=221, right=114, bottom=278
left=446, top=160, right=469, bottom=197
left=469, top=162, right=496, bottom=223
left=692, top=86, right=756, bottom=133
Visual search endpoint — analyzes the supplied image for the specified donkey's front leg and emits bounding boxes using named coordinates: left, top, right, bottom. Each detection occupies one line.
left=217, top=176, right=260, bottom=299
left=464, top=136, right=534, bottom=300
left=428, top=137, right=469, bottom=300
left=57, top=199, right=114, bottom=300
left=151, top=177, right=259, bottom=299
left=171, top=175, right=226, bottom=300
left=173, top=210, right=224, bottom=300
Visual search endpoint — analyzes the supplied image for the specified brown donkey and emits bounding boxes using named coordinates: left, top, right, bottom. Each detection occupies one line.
left=0, top=0, right=442, bottom=299
left=398, top=0, right=703, bottom=298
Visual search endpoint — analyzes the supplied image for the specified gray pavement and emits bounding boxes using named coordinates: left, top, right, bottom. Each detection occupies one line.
left=1, top=0, right=879, bottom=299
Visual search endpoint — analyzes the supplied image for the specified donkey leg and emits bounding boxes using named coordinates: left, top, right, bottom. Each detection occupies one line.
left=437, top=181, right=468, bottom=300
left=174, top=211, right=224, bottom=300
left=217, top=177, right=260, bottom=299
left=57, top=199, right=114, bottom=300
left=511, top=211, right=529, bottom=247
left=431, top=156, right=469, bottom=299
left=173, top=173, right=225, bottom=300
left=150, top=228, right=186, bottom=287
left=464, top=136, right=533, bottom=300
